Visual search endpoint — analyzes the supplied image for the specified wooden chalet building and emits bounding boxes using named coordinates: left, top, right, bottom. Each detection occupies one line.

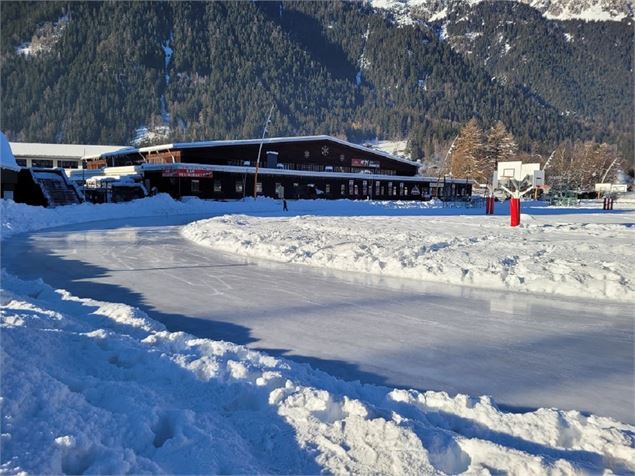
left=86, top=135, right=472, bottom=201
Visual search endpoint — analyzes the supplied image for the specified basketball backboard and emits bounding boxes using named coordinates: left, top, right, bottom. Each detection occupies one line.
left=497, top=162, right=541, bottom=182
left=497, top=161, right=522, bottom=181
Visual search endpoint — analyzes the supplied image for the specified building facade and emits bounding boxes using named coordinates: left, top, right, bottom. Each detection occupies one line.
left=89, top=136, right=472, bottom=201
left=9, top=143, right=133, bottom=169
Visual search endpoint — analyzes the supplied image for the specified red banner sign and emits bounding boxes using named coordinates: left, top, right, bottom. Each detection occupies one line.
left=162, top=168, right=214, bottom=178
left=351, top=158, right=380, bottom=168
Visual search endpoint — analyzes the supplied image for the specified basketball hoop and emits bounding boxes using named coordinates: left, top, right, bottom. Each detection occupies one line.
left=494, top=161, right=542, bottom=227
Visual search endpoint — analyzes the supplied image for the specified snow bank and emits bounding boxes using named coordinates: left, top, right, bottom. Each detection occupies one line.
left=183, top=212, right=635, bottom=302
left=0, top=194, right=457, bottom=239
left=2, top=271, right=633, bottom=475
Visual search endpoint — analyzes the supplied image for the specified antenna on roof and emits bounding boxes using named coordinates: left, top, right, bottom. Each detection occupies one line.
left=253, top=104, right=275, bottom=199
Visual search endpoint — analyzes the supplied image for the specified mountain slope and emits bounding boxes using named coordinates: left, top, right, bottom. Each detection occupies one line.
left=0, top=1, right=631, bottom=161
left=370, top=0, right=633, bottom=23
left=442, top=1, right=633, bottom=154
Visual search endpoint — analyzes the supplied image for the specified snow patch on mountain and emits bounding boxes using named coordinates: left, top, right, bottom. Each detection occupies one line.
left=369, top=0, right=632, bottom=23
left=15, top=13, right=70, bottom=57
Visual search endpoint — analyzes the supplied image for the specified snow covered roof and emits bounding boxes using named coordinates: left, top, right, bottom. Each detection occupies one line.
left=9, top=142, right=130, bottom=159
left=1, top=132, right=21, bottom=171
left=136, top=135, right=420, bottom=168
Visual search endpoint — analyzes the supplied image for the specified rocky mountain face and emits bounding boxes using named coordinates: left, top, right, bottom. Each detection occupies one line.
left=1, top=1, right=632, bottom=161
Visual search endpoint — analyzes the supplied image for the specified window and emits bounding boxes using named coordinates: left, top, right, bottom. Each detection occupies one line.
left=375, top=182, right=380, bottom=196
left=325, top=184, right=330, bottom=194
left=32, top=159, right=53, bottom=168
left=341, top=184, right=346, bottom=195
left=16, top=159, right=26, bottom=167
left=256, top=182, right=262, bottom=193
left=235, top=181, right=244, bottom=193
left=214, top=180, right=222, bottom=192
left=354, top=185, right=359, bottom=195
left=191, top=180, right=200, bottom=193
left=348, top=180, right=354, bottom=195
left=362, top=180, right=368, bottom=196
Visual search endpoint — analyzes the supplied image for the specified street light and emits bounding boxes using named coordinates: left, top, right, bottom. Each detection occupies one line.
left=253, top=104, right=275, bottom=199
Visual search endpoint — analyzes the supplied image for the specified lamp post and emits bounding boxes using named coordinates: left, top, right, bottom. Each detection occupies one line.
left=253, top=104, right=274, bottom=199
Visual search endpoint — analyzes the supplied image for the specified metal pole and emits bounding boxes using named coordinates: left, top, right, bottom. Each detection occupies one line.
left=82, top=148, right=86, bottom=202
left=253, top=104, right=274, bottom=199
left=600, top=157, right=620, bottom=184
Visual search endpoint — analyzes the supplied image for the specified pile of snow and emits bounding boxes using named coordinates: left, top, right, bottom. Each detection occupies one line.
left=2, top=271, right=633, bottom=474
left=0, top=194, right=286, bottom=238
left=183, top=209, right=635, bottom=302
left=0, top=194, right=455, bottom=239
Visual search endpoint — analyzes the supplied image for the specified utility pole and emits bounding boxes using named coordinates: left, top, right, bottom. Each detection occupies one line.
left=253, top=104, right=274, bottom=199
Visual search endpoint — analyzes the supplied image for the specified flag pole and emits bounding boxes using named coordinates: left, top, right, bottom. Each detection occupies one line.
left=253, top=104, right=274, bottom=199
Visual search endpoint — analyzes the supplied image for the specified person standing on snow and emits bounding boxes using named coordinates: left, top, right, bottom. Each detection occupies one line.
left=283, top=199, right=288, bottom=212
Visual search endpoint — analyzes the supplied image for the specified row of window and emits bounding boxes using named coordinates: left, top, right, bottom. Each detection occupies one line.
left=219, top=160, right=398, bottom=175
left=285, top=163, right=397, bottom=175
left=14, top=159, right=79, bottom=168
left=183, top=178, right=467, bottom=198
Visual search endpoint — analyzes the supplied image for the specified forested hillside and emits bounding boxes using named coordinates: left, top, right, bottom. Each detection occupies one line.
left=444, top=1, right=633, bottom=158
left=1, top=1, right=632, bottom=162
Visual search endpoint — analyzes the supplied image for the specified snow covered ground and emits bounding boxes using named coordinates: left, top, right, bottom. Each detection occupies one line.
left=183, top=204, right=635, bottom=302
left=2, top=271, right=634, bottom=475
left=2, top=195, right=634, bottom=474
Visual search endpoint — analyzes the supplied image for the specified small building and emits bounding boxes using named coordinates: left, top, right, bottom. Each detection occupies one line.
left=9, top=142, right=134, bottom=169
left=87, top=135, right=472, bottom=201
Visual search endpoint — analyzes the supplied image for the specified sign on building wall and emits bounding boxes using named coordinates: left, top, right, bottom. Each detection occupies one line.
left=351, top=158, right=380, bottom=168
left=162, top=168, right=214, bottom=178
